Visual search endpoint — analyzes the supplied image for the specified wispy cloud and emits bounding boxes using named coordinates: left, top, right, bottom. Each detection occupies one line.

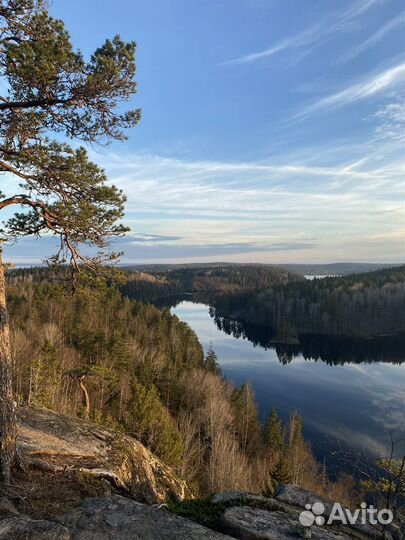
left=130, top=233, right=182, bottom=243
left=338, top=12, right=405, bottom=64
left=223, top=0, right=385, bottom=65
left=223, top=24, right=322, bottom=65
left=291, top=63, right=405, bottom=121
left=4, top=118, right=404, bottom=264
left=372, top=98, right=405, bottom=142
left=65, top=128, right=404, bottom=264
left=341, top=0, right=387, bottom=20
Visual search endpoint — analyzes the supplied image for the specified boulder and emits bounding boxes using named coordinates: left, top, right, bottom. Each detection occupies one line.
left=221, top=506, right=352, bottom=540
left=17, top=406, right=189, bottom=504
left=275, top=484, right=333, bottom=516
left=0, top=516, right=70, bottom=540
left=57, top=495, right=233, bottom=539
left=274, top=484, right=390, bottom=540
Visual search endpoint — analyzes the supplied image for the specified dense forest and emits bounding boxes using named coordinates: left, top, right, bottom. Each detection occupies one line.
left=122, top=264, right=405, bottom=339
left=121, top=264, right=303, bottom=302
left=6, top=268, right=355, bottom=503
left=212, top=265, right=405, bottom=339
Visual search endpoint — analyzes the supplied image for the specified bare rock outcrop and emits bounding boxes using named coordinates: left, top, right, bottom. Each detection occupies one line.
left=0, top=496, right=232, bottom=540
left=211, top=485, right=404, bottom=540
left=0, top=516, right=71, bottom=540
left=2, top=408, right=403, bottom=540
left=57, top=495, right=233, bottom=539
left=17, top=406, right=189, bottom=504
left=221, top=506, right=353, bottom=540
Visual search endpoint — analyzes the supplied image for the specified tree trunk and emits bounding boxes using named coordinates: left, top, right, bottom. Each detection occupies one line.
left=79, top=376, right=90, bottom=420
left=0, top=246, right=17, bottom=484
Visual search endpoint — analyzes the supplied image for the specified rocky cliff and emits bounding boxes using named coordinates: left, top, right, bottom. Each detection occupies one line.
left=1, top=485, right=404, bottom=539
left=0, top=407, right=403, bottom=539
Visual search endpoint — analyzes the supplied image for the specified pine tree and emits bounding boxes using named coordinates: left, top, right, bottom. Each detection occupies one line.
left=0, top=0, right=140, bottom=482
left=204, top=342, right=220, bottom=375
left=271, top=457, right=292, bottom=485
left=124, top=380, right=183, bottom=466
left=263, top=408, right=283, bottom=456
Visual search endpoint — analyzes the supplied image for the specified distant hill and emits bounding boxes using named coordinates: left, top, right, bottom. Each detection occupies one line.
left=122, top=261, right=403, bottom=277
left=279, top=262, right=404, bottom=276
left=12, top=261, right=402, bottom=276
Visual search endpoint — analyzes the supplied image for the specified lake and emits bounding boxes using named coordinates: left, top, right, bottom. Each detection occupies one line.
left=172, top=300, right=405, bottom=476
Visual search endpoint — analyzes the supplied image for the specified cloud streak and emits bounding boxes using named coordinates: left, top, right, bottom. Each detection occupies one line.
left=4, top=113, right=404, bottom=265
left=338, top=12, right=405, bottom=64
left=223, top=0, right=385, bottom=65
left=291, top=63, right=405, bottom=121
left=69, top=128, right=404, bottom=264
left=223, top=24, right=322, bottom=65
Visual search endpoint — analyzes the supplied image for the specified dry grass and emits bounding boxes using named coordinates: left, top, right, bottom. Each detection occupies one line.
left=0, top=468, right=114, bottom=519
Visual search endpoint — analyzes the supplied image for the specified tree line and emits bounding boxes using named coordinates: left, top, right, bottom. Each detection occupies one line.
left=212, top=265, right=405, bottom=339
left=122, top=264, right=303, bottom=302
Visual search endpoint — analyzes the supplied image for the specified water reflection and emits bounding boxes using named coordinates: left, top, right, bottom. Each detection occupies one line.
left=170, top=299, right=405, bottom=476
left=212, top=312, right=405, bottom=366
left=155, top=293, right=405, bottom=365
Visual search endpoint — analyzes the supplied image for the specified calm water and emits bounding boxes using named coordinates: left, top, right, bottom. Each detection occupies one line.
left=172, top=300, right=405, bottom=475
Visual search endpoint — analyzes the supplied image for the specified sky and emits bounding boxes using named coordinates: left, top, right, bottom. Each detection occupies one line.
left=3, top=0, right=405, bottom=265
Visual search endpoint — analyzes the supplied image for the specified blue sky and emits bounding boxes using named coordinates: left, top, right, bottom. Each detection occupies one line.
left=4, top=0, right=405, bottom=265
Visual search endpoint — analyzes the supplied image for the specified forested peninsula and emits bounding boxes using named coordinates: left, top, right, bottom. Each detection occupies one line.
left=122, top=264, right=405, bottom=339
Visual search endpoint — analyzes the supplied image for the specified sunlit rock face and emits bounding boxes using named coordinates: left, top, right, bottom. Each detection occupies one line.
left=17, top=406, right=190, bottom=504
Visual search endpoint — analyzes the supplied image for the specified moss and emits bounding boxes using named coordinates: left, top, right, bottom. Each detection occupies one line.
left=73, top=471, right=113, bottom=497
left=168, top=495, right=282, bottom=532
left=168, top=498, right=230, bottom=531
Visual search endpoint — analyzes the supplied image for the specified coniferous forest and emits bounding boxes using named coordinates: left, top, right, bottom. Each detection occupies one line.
left=122, top=264, right=405, bottom=339
left=212, top=265, right=405, bottom=338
